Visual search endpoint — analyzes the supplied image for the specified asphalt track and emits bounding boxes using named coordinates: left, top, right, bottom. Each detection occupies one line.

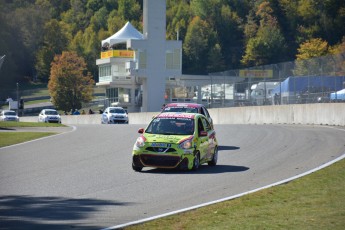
left=0, top=124, right=345, bottom=229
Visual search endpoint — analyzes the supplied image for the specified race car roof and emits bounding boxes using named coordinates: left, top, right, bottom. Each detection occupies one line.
left=164, top=103, right=203, bottom=108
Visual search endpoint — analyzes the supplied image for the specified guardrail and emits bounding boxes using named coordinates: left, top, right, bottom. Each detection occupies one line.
left=19, top=103, right=345, bottom=126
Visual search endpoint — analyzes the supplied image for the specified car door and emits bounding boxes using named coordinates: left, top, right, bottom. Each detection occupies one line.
left=196, top=117, right=209, bottom=162
left=201, top=116, right=216, bottom=160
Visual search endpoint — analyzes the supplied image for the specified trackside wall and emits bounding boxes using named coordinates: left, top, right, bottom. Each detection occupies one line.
left=20, top=104, right=345, bottom=126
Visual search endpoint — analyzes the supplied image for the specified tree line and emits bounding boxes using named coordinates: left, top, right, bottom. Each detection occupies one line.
left=1, top=0, right=344, bottom=95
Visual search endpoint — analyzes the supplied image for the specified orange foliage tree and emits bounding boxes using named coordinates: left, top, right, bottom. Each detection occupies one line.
left=48, top=51, right=94, bottom=113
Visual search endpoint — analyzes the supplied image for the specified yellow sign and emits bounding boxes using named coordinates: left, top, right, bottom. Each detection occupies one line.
left=101, top=50, right=134, bottom=59
left=239, top=69, right=273, bottom=78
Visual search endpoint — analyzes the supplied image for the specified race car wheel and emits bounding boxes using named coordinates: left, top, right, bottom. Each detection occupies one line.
left=208, top=146, right=218, bottom=166
left=132, top=162, right=143, bottom=172
left=193, top=152, right=200, bottom=170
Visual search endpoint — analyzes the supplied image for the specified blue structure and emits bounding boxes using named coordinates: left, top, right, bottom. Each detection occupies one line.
left=272, top=76, right=345, bottom=104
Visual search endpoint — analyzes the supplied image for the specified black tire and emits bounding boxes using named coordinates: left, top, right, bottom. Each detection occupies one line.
left=132, top=162, right=143, bottom=172
left=208, top=146, right=218, bottom=166
left=192, top=152, right=200, bottom=170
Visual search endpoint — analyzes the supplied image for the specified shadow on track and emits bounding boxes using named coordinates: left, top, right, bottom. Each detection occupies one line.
left=141, top=164, right=249, bottom=175
left=218, top=145, right=240, bottom=151
left=0, top=195, right=132, bottom=230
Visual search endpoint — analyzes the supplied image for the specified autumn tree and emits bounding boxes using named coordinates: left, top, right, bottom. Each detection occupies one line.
left=330, top=37, right=345, bottom=75
left=294, top=38, right=330, bottom=76
left=48, top=51, right=94, bottom=112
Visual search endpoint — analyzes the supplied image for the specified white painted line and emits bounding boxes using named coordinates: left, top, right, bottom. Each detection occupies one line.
left=103, top=149, right=345, bottom=229
left=0, top=126, right=77, bottom=149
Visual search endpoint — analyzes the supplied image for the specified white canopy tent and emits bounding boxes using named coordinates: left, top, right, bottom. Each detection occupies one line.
left=102, top=22, right=144, bottom=47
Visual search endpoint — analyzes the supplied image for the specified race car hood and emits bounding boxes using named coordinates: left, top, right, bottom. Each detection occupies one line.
left=143, top=133, right=192, bottom=144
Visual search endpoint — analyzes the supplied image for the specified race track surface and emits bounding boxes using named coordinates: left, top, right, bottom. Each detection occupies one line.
left=1, top=124, right=344, bottom=229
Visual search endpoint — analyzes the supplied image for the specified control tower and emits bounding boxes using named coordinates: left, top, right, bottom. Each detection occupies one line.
left=96, top=0, right=182, bottom=112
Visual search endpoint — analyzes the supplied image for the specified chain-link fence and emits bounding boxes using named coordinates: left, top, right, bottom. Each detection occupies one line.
left=195, top=52, right=345, bottom=108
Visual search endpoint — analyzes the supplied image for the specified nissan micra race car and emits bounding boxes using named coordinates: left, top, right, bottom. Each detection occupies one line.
left=132, top=112, right=218, bottom=172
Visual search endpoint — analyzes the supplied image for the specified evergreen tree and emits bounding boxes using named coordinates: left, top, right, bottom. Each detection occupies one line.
left=241, top=1, right=287, bottom=66
left=183, top=16, right=216, bottom=74
left=35, top=19, right=69, bottom=82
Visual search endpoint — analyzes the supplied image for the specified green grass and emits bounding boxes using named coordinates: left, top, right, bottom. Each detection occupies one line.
left=0, top=121, right=66, bottom=147
left=21, top=88, right=50, bottom=98
left=0, top=121, right=66, bottom=128
left=125, top=159, right=345, bottom=230
left=0, top=132, right=56, bottom=148
left=24, top=99, right=51, bottom=105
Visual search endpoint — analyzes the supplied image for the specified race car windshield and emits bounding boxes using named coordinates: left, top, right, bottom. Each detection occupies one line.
left=45, top=110, right=58, bottom=115
left=5, top=111, right=16, bottom=116
left=146, top=118, right=194, bottom=135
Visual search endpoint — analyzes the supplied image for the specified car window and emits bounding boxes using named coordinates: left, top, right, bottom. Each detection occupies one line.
left=202, top=107, right=210, bottom=118
left=201, top=117, right=212, bottom=132
left=110, top=108, right=125, bottom=114
left=197, top=118, right=205, bottom=134
left=46, top=110, right=58, bottom=115
left=146, top=117, right=194, bottom=135
left=5, top=111, right=16, bottom=116
left=199, top=108, right=206, bottom=116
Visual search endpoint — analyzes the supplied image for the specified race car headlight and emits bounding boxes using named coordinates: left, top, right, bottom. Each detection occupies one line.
left=179, top=139, right=193, bottom=149
left=135, top=136, right=146, bottom=148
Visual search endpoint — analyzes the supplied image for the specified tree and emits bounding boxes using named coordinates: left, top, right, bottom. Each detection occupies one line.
left=118, top=0, right=141, bottom=22
left=183, top=16, right=216, bottom=74
left=60, top=0, right=91, bottom=35
left=217, top=4, right=243, bottom=70
left=48, top=51, right=94, bottom=112
left=207, top=43, right=225, bottom=73
left=329, top=37, right=345, bottom=75
left=35, top=19, right=70, bottom=82
left=294, top=38, right=330, bottom=76
left=241, top=1, right=287, bottom=66
left=166, top=0, right=191, bottom=41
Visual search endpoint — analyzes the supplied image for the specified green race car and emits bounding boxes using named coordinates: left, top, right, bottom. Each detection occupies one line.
left=132, top=112, right=218, bottom=171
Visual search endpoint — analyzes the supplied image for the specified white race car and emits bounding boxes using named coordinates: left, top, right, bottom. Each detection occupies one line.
left=101, top=107, right=129, bottom=124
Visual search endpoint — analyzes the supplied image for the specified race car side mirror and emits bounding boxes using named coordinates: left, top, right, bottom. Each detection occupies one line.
left=138, top=128, right=144, bottom=134
left=199, top=131, right=207, bottom=137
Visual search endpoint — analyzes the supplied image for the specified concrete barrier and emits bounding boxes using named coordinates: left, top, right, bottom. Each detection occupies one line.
left=20, top=103, right=345, bottom=126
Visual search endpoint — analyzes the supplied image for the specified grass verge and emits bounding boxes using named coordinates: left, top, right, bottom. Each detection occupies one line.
left=0, top=132, right=56, bottom=148
left=0, top=121, right=66, bottom=128
left=0, top=121, right=66, bottom=147
left=125, top=158, right=345, bottom=230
